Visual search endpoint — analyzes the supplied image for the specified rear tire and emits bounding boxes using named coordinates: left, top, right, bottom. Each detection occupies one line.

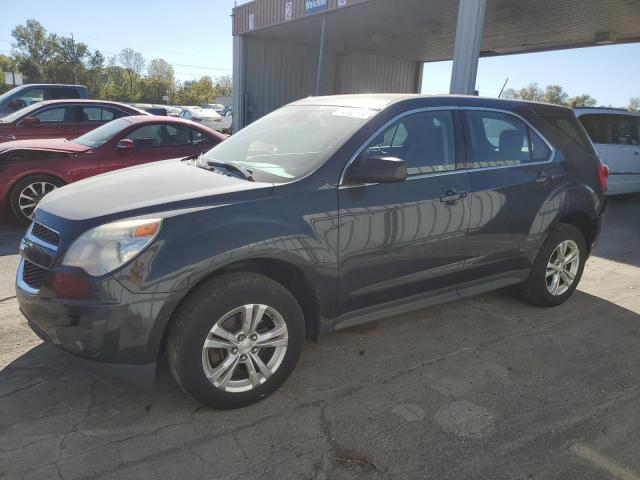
left=10, top=175, right=65, bottom=225
left=167, top=273, right=305, bottom=409
left=520, top=223, right=587, bottom=307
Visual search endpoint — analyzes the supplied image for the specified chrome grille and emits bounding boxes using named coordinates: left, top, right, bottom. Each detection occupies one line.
left=31, top=222, right=60, bottom=247
left=22, top=260, right=47, bottom=290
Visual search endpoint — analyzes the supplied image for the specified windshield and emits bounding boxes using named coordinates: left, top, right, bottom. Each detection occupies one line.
left=199, top=105, right=375, bottom=183
left=74, top=118, right=131, bottom=148
left=0, top=102, right=43, bottom=123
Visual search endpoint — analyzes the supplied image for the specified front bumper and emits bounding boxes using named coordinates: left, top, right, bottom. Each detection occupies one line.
left=16, top=252, right=181, bottom=389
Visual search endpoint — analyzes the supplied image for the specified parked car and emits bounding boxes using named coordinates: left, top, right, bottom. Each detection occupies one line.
left=178, top=107, right=226, bottom=133
left=0, top=84, right=89, bottom=117
left=140, top=107, right=168, bottom=116
left=16, top=94, right=607, bottom=409
left=219, top=106, right=233, bottom=134
left=575, top=108, right=640, bottom=195
left=0, top=99, right=146, bottom=143
left=1, top=115, right=224, bottom=223
left=166, top=106, right=183, bottom=117
left=203, top=103, right=225, bottom=112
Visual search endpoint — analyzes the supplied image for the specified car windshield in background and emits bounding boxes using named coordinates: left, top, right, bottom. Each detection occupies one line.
left=74, top=118, right=131, bottom=148
left=199, top=105, right=376, bottom=183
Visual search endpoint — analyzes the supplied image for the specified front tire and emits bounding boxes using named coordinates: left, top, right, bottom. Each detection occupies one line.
left=167, top=273, right=305, bottom=409
left=10, top=175, right=65, bottom=225
left=520, top=223, right=587, bottom=307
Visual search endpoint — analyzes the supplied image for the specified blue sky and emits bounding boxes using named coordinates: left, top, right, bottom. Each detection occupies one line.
left=1, top=0, right=638, bottom=108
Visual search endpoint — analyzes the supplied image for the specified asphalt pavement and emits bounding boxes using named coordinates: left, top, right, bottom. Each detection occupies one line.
left=1, top=196, right=640, bottom=480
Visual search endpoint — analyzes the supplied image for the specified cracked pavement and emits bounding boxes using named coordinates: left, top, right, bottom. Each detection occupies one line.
left=1, top=196, right=640, bottom=479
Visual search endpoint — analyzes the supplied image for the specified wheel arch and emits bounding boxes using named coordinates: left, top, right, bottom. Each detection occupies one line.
left=156, top=256, right=323, bottom=362
left=555, top=210, right=598, bottom=252
left=7, top=171, right=67, bottom=219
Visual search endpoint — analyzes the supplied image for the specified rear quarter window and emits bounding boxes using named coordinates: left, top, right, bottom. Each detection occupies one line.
left=543, top=114, right=596, bottom=155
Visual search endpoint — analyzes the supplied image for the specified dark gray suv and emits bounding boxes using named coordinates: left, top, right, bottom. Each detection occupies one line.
left=16, top=94, right=608, bottom=409
left=0, top=84, right=89, bottom=117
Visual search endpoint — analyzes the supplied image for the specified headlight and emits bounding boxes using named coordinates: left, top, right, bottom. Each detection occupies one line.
left=62, top=218, right=161, bottom=276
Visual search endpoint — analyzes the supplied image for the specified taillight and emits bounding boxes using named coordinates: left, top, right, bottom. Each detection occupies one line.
left=598, top=163, right=609, bottom=194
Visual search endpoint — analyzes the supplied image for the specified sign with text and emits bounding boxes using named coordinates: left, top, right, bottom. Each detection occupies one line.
left=285, top=1, right=293, bottom=20
left=337, top=0, right=347, bottom=6
left=248, top=12, right=255, bottom=31
left=304, top=0, right=328, bottom=15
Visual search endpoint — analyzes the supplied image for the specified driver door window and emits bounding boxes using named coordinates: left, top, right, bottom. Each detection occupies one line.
left=16, top=88, right=44, bottom=108
left=33, top=106, right=73, bottom=123
left=364, top=110, right=456, bottom=175
left=124, top=124, right=195, bottom=148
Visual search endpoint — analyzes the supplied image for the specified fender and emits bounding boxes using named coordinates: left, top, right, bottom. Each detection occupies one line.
left=113, top=186, right=340, bottom=361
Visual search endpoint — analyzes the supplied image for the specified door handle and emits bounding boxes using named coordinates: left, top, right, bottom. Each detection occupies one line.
left=535, top=171, right=558, bottom=183
left=440, top=189, right=467, bottom=205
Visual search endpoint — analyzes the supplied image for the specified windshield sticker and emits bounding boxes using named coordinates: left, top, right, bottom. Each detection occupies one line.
left=331, top=107, right=376, bottom=119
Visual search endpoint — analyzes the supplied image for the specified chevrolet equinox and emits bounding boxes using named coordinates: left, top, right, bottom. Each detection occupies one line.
left=16, top=95, right=608, bottom=409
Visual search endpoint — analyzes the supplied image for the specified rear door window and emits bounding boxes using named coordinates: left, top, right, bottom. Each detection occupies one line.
left=48, top=88, right=81, bottom=100
left=578, top=113, right=640, bottom=147
left=463, top=111, right=551, bottom=168
left=578, top=114, right=608, bottom=144
left=79, top=106, right=116, bottom=122
left=609, top=114, right=639, bottom=146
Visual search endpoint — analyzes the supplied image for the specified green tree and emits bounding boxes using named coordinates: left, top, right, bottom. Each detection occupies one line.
left=142, top=58, right=175, bottom=103
left=542, top=85, right=569, bottom=105
left=11, top=19, right=58, bottom=82
left=568, top=94, right=598, bottom=108
left=84, top=50, right=106, bottom=98
left=49, top=35, right=90, bottom=84
left=175, top=76, right=217, bottom=105
left=0, top=54, right=18, bottom=94
left=503, top=83, right=544, bottom=102
left=214, top=75, right=232, bottom=97
left=118, top=48, right=145, bottom=99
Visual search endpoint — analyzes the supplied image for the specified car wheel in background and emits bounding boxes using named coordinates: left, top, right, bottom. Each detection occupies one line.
left=10, top=175, right=65, bottom=225
left=167, top=273, right=305, bottom=409
left=520, top=223, right=587, bottom=307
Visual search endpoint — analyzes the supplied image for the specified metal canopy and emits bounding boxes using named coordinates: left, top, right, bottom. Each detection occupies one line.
left=235, top=0, right=640, bottom=62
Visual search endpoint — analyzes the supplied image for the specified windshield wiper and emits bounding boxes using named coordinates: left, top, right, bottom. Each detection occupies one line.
left=205, top=159, right=254, bottom=182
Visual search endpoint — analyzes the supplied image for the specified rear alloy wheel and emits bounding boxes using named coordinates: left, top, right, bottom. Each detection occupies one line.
left=520, top=223, right=587, bottom=307
left=10, top=175, right=64, bottom=224
left=167, top=273, right=305, bottom=409
left=545, top=240, right=580, bottom=296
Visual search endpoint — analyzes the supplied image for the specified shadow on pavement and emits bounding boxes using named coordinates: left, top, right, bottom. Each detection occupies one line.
left=593, top=193, right=640, bottom=268
left=2, top=288, right=640, bottom=479
left=0, top=218, right=26, bottom=256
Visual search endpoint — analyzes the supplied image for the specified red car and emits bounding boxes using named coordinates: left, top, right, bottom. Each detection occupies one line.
left=0, top=99, right=146, bottom=143
left=0, top=116, right=225, bottom=223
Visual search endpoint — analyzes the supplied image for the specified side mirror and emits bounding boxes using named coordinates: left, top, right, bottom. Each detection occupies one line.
left=117, top=139, right=135, bottom=150
left=19, top=116, right=41, bottom=126
left=344, top=154, right=407, bottom=185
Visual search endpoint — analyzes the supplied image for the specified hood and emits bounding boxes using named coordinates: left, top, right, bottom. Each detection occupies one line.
left=0, top=138, right=90, bottom=154
left=37, top=158, right=274, bottom=223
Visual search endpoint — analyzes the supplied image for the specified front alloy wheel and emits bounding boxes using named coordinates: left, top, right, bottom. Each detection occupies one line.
left=167, top=273, right=305, bottom=409
left=202, top=304, right=289, bottom=392
left=10, top=175, right=64, bottom=225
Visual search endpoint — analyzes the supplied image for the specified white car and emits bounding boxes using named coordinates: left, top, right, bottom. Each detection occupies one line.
left=178, top=108, right=225, bottom=132
left=576, top=108, right=640, bottom=195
